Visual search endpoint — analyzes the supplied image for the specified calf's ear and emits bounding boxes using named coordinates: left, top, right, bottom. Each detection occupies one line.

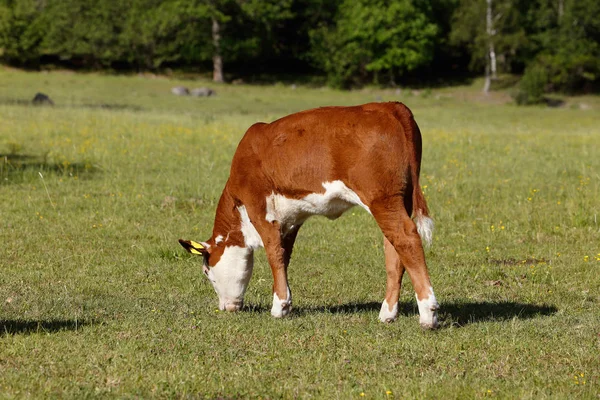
left=178, top=239, right=208, bottom=255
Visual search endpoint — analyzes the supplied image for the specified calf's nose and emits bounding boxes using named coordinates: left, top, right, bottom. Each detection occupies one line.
left=225, top=301, right=243, bottom=312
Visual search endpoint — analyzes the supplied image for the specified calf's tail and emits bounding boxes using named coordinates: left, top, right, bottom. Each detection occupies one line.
left=413, top=185, right=434, bottom=248
left=410, top=117, right=433, bottom=247
left=394, top=102, right=434, bottom=247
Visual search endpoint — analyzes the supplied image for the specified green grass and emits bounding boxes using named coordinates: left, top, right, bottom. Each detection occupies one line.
left=1, top=67, right=599, bottom=399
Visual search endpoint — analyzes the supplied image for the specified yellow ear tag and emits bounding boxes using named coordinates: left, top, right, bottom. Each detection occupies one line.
left=190, top=240, right=204, bottom=250
left=179, top=239, right=206, bottom=255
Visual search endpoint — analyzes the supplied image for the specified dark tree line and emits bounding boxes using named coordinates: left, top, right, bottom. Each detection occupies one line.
left=0, top=0, right=598, bottom=100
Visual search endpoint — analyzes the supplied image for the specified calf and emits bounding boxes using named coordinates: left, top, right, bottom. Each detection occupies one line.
left=179, top=102, right=439, bottom=328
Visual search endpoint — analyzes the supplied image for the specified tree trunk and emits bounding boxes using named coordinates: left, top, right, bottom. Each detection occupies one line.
left=489, top=45, right=497, bottom=80
left=484, top=0, right=496, bottom=93
left=483, top=64, right=491, bottom=94
left=212, top=17, right=224, bottom=83
left=388, top=68, right=397, bottom=87
left=558, top=0, right=564, bottom=22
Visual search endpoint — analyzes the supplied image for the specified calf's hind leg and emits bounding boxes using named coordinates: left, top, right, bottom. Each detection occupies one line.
left=371, top=198, right=439, bottom=329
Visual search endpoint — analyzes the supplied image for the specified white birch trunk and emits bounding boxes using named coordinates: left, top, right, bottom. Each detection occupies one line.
left=558, top=0, right=564, bottom=21
left=212, top=17, right=224, bottom=83
left=489, top=45, right=497, bottom=79
left=483, top=64, right=491, bottom=94
left=484, top=0, right=496, bottom=93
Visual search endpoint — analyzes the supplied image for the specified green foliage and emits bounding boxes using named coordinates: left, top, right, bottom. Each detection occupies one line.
left=450, top=0, right=600, bottom=97
left=512, top=64, right=548, bottom=105
left=527, top=0, right=600, bottom=93
left=535, top=52, right=599, bottom=93
left=310, top=0, right=438, bottom=88
left=219, top=0, right=294, bottom=64
left=0, top=0, right=599, bottom=94
left=117, top=0, right=212, bottom=69
left=450, top=0, right=528, bottom=74
left=0, top=0, right=295, bottom=70
left=0, top=0, right=46, bottom=65
left=38, top=0, right=128, bottom=67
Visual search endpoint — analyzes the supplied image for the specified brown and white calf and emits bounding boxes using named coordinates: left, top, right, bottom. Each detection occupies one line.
left=180, top=102, right=439, bottom=328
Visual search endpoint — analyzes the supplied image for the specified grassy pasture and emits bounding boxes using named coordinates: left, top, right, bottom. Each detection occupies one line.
left=0, top=68, right=599, bottom=399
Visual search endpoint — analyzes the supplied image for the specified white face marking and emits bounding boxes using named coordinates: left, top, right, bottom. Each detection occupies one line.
left=416, top=287, right=439, bottom=329
left=206, top=245, right=254, bottom=311
left=379, top=299, right=398, bottom=323
left=414, top=213, right=434, bottom=247
left=265, top=180, right=371, bottom=231
left=237, top=205, right=264, bottom=249
left=271, top=286, right=292, bottom=318
left=214, top=235, right=224, bottom=244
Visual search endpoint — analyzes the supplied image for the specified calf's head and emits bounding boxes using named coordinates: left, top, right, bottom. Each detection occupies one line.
left=179, top=238, right=254, bottom=311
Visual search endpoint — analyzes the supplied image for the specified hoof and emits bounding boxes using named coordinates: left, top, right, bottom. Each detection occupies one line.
left=271, top=290, right=292, bottom=318
left=378, top=300, right=398, bottom=323
left=419, top=308, right=439, bottom=329
left=416, top=288, right=439, bottom=329
left=271, top=302, right=292, bottom=318
left=271, top=287, right=292, bottom=318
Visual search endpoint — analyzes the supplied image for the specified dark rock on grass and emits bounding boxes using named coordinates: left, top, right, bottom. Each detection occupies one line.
left=32, top=93, right=54, bottom=106
left=190, top=87, right=216, bottom=97
left=171, top=86, right=190, bottom=96
left=544, top=97, right=565, bottom=108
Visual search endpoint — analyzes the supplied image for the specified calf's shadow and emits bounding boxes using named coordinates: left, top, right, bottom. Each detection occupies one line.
left=436, top=301, right=558, bottom=326
left=0, top=319, right=88, bottom=336
left=246, top=300, right=557, bottom=327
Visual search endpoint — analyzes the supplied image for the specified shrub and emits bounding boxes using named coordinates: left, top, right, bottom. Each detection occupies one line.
left=513, top=64, right=548, bottom=105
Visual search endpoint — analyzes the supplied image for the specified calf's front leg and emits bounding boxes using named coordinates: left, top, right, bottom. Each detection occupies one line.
left=266, top=225, right=301, bottom=317
left=262, top=225, right=299, bottom=318
left=272, top=225, right=301, bottom=317
left=379, top=236, right=405, bottom=322
left=247, top=204, right=299, bottom=318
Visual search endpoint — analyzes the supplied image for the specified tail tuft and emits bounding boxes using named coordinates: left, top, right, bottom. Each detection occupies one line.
left=415, top=212, right=434, bottom=248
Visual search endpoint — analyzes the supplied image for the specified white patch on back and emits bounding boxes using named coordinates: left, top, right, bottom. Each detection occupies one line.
left=414, top=212, right=434, bottom=247
left=416, top=287, right=439, bottom=329
left=207, top=245, right=254, bottom=311
left=265, top=180, right=371, bottom=231
left=379, top=299, right=398, bottom=323
left=271, top=286, right=292, bottom=318
left=237, top=205, right=264, bottom=249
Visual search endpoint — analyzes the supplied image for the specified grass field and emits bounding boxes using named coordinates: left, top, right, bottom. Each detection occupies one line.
left=1, top=68, right=599, bottom=399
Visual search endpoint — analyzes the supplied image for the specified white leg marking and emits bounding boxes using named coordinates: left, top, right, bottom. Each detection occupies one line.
left=271, top=286, right=292, bottom=318
left=416, top=287, right=439, bottom=329
left=379, top=299, right=399, bottom=323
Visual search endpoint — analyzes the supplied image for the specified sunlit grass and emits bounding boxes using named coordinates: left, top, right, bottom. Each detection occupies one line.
left=0, top=68, right=599, bottom=398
